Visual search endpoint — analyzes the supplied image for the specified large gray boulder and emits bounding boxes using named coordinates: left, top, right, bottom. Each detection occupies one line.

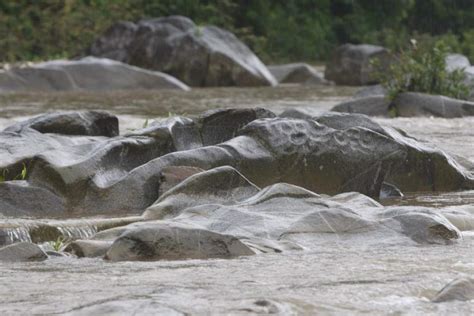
left=392, top=92, right=474, bottom=118
left=324, top=44, right=393, bottom=85
left=142, top=168, right=461, bottom=247
left=1, top=110, right=473, bottom=218
left=268, top=63, right=328, bottom=85
left=0, top=57, right=189, bottom=92
left=89, top=16, right=276, bottom=87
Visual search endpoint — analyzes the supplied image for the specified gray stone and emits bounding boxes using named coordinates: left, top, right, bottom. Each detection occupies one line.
left=432, top=278, right=474, bottom=302
left=331, top=96, right=391, bottom=117
left=268, top=63, right=328, bottom=85
left=0, top=57, right=189, bottom=92
left=392, top=92, right=474, bottom=118
left=90, top=16, right=276, bottom=87
left=325, top=44, right=393, bottom=85
left=4, top=110, right=119, bottom=137
left=104, top=221, right=255, bottom=261
left=0, top=242, right=47, bottom=262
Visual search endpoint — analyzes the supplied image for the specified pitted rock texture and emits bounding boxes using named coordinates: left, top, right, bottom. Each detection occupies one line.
left=89, top=15, right=276, bottom=87
left=0, top=109, right=473, bottom=218
left=0, top=57, right=189, bottom=92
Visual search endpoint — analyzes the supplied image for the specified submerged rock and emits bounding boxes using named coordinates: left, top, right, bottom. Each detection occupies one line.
left=432, top=278, right=474, bottom=302
left=104, top=221, right=255, bottom=261
left=90, top=16, right=276, bottom=87
left=268, top=63, right=328, bottom=85
left=325, top=44, right=393, bottom=85
left=0, top=242, right=47, bottom=262
left=0, top=57, right=189, bottom=92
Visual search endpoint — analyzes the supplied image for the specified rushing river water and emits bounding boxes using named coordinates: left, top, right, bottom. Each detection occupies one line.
left=0, top=85, right=473, bottom=315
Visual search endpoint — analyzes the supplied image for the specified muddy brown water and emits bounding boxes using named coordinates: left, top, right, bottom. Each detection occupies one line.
left=0, top=85, right=473, bottom=315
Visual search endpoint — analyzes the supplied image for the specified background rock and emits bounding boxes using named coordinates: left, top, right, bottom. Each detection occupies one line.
left=0, top=57, right=189, bottom=92
left=324, top=44, right=393, bottom=85
left=90, top=16, right=276, bottom=87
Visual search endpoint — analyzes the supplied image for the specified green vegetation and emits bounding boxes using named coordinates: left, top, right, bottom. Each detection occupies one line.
left=0, top=163, right=28, bottom=182
left=2, top=1, right=474, bottom=63
left=49, top=236, right=66, bottom=252
left=376, top=40, right=469, bottom=100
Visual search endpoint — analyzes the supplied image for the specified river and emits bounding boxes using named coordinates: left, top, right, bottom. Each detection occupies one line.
left=0, top=85, right=472, bottom=315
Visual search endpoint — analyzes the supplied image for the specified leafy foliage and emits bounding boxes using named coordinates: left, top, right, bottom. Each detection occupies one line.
left=1, top=0, right=474, bottom=63
left=376, top=40, right=469, bottom=100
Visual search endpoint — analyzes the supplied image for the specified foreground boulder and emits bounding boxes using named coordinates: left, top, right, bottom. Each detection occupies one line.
left=1, top=109, right=473, bottom=217
left=0, top=242, right=47, bottom=262
left=0, top=57, right=189, bottom=92
left=89, top=16, right=276, bottom=87
left=267, top=63, right=328, bottom=85
left=104, top=221, right=255, bottom=261
left=324, top=44, right=393, bottom=85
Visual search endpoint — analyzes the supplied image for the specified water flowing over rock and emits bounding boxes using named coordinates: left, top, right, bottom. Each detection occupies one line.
left=268, top=63, right=329, bottom=85
left=0, top=57, right=189, bottom=92
left=0, top=109, right=473, bottom=218
left=432, top=278, right=474, bottom=302
left=89, top=16, right=276, bottom=87
left=325, top=44, right=393, bottom=86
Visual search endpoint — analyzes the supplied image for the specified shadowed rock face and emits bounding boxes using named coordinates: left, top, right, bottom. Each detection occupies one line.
left=0, top=109, right=473, bottom=218
left=0, top=57, right=189, bottom=92
left=325, top=44, right=393, bottom=86
left=89, top=16, right=276, bottom=87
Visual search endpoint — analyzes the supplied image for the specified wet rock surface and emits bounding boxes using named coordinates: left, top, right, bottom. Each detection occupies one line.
left=89, top=16, right=276, bottom=87
left=0, top=57, right=189, bottom=92
left=0, top=86, right=473, bottom=314
left=0, top=109, right=473, bottom=218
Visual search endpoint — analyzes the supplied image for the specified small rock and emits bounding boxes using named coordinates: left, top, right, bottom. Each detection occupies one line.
left=0, top=242, right=48, bottom=262
left=432, top=278, right=474, bottom=302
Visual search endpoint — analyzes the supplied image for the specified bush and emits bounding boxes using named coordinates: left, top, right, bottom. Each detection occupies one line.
left=376, top=40, right=469, bottom=100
